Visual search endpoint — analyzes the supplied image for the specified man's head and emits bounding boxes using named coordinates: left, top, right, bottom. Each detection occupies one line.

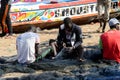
left=49, top=39, right=56, bottom=46
left=27, top=25, right=37, bottom=33
left=63, top=17, right=73, bottom=31
left=109, top=18, right=120, bottom=29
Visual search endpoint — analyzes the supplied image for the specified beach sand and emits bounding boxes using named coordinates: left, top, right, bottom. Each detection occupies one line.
left=0, top=22, right=110, bottom=78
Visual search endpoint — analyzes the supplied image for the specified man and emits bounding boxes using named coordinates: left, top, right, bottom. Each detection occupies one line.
left=99, top=18, right=120, bottom=63
left=97, top=0, right=111, bottom=33
left=16, top=25, right=40, bottom=64
left=0, top=0, right=13, bottom=37
left=55, top=17, right=84, bottom=61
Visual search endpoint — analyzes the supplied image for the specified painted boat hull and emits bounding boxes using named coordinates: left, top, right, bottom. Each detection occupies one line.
left=3, top=0, right=120, bottom=32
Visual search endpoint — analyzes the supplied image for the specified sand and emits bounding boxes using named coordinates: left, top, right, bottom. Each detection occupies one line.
left=0, top=22, right=110, bottom=78
left=0, top=22, right=110, bottom=57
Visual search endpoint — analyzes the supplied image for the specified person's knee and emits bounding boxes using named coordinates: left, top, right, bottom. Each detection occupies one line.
left=75, top=45, right=84, bottom=50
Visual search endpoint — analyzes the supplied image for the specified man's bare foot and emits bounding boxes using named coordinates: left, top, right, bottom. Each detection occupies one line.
left=79, top=58, right=85, bottom=62
left=3, top=34, right=16, bottom=39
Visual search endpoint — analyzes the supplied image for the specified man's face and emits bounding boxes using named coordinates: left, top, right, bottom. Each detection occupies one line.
left=65, top=23, right=72, bottom=32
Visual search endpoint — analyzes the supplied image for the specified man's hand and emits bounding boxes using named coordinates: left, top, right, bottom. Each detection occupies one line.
left=64, top=47, right=74, bottom=53
left=63, top=43, right=66, bottom=48
left=68, top=47, right=74, bottom=50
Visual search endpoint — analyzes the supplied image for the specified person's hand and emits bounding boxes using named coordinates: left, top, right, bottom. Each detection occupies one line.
left=68, top=47, right=74, bottom=50
left=64, top=47, right=74, bottom=53
left=63, top=43, right=66, bottom=48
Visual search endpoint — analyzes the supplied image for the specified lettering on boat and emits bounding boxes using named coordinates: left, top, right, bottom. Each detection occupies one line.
left=54, top=3, right=97, bottom=17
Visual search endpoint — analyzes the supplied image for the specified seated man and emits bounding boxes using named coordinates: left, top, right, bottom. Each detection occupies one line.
left=99, top=18, right=120, bottom=63
left=55, top=17, right=84, bottom=61
left=16, top=25, right=40, bottom=65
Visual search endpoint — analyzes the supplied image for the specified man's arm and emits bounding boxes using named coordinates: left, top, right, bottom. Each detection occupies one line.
left=57, top=26, right=63, bottom=44
left=35, top=34, right=40, bottom=58
left=35, top=43, right=40, bottom=58
left=74, top=25, right=83, bottom=49
left=56, top=25, right=65, bottom=51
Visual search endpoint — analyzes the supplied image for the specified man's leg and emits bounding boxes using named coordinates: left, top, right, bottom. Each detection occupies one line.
left=97, top=2, right=104, bottom=32
left=1, top=3, right=9, bottom=36
left=0, top=5, right=7, bottom=36
left=75, top=45, right=84, bottom=61
left=6, top=5, right=13, bottom=35
left=102, top=20, right=107, bottom=33
left=54, top=48, right=66, bottom=59
left=101, top=0, right=111, bottom=33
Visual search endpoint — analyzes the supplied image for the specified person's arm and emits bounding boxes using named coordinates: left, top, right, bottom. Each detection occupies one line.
left=57, top=26, right=63, bottom=44
left=56, top=25, right=65, bottom=51
left=51, top=42, right=57, bottom=56
left=16, top=36, right=19, bottom=50
left=35, top=34, right=40, bottom=58
left=73, top=25, right=83, bottom=49
left=35, top=43, right=40, bottom=58
left=99, top=38, right=103, bottom=53
left=98, top=37, right=103, bottom=59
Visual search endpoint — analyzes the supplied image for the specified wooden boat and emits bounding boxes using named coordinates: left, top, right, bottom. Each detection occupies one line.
left=5, top=0, right=120, bottom=32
